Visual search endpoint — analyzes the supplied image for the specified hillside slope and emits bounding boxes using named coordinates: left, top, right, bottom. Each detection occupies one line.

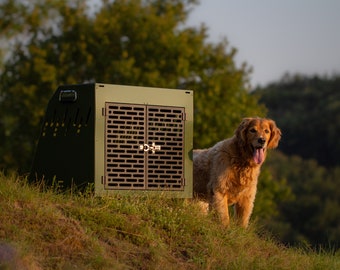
left=0, top=172, right=339, bottom=269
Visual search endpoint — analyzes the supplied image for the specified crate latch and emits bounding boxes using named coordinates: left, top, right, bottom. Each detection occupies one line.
left=139, top=142, right=161, bottom=154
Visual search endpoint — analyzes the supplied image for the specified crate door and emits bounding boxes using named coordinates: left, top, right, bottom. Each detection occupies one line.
left=146, top=106, right=185, bottom=190
left=105, top=103, right=146, bottom=189
left=104, top=103, right=185, bottom=191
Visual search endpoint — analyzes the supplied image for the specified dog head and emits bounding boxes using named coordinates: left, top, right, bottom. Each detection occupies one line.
left=235, top=117, right=281, bottom=165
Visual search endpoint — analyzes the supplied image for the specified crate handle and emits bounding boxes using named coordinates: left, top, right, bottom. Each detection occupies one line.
left=59, top=90, right=78, bottom=102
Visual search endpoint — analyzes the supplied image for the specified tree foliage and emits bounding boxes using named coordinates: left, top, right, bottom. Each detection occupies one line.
left=262, top=151, right=340, bottom=250
left=254, top=73, right=340, bottom=167
left=254, top=74, right=340, bottom=251
left=0, top=0, right=264, bottom=171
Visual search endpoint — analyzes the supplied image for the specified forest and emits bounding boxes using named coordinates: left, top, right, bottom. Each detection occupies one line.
left=0, top=0, right=339, bottom=251
left=253, top=74, right=340, bottom=250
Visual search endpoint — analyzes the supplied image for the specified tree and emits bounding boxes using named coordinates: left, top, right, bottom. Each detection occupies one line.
left=0, top=0, right=264, bottom=172
left=254, top=73, right=340, bottom=167
left=262, top=151, right=340, bottom=250
left=252, top=74, right=340, bottom=250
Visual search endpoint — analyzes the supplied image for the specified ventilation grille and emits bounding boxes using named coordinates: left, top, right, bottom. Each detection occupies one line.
left=105, top=103, right=185, bottom=191
left=41, top=107, right=92, bottom=138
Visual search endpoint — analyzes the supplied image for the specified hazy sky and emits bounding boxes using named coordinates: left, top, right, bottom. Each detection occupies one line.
left=187, top=0, right=340, bottom=87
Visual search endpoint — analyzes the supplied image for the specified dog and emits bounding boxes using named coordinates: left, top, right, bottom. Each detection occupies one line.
left=193, top=117, right=281, bottom=228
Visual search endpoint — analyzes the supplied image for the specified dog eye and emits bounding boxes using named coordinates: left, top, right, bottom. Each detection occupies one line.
left=249, top=128, right=256, bottom=133
left=264, top=129, right=270, bottom=134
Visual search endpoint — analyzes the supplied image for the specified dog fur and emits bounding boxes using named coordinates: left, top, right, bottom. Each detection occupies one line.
left=193, top=117, right=281, bottom=228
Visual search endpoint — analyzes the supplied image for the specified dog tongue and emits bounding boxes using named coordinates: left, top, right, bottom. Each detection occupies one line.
left=253, top=148, right=264, bottom=164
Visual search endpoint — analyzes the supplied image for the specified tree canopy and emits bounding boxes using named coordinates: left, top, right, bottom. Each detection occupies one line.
left=254, top=74, right=340, bottom=167
left=254, top=74, right=340, bottom=251
left=0, top=0, right=264, bottom=172
left=262, top=151, right=340, bottom=250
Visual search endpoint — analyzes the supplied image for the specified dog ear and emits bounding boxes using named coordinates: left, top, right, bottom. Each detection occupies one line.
left=235, top=118, right=253, bottom=144
left=267, top=119, right=282, bottom=149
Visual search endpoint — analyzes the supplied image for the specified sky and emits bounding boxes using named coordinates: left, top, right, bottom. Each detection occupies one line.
left=186, top=0, right=340, bottom=87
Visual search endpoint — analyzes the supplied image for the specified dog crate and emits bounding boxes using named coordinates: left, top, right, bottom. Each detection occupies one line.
left=30, top=83, right=194, bottom=198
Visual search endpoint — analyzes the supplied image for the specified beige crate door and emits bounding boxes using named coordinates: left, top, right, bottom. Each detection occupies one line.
left=146, top=106, right=185, bottom=191
left=104, top=103, right=185, bottom=191
left=105, top=103, right=146, bottom=189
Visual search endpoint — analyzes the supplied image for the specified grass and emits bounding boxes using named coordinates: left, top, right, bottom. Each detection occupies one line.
left=0, top=172, right=339, bottom=269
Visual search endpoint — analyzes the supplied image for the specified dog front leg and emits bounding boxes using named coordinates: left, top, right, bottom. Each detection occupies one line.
left=234, top=192, right=256, bottom=228
left=211, top=191, right=230, bottom=227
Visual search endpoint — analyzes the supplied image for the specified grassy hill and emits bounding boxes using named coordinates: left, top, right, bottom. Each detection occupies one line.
left=0, top=172, right=339, bottom=269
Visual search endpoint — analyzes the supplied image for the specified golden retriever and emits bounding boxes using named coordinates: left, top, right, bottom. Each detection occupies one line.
left=193, top=117, right=281, bottom=228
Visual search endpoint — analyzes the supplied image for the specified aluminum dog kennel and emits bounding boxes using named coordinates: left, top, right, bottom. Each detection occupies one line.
left=30, top=83, right=193, bottom=198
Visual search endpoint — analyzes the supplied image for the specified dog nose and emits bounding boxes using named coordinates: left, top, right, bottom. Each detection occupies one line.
left=258, top=138, right=266, bottom=145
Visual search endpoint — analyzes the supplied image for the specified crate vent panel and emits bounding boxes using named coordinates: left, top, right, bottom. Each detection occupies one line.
left=105, top=103, right=185, bottom=191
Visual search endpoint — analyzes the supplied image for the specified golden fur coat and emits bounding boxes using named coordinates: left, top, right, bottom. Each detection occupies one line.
left=193, top=117, right=281, bottom=227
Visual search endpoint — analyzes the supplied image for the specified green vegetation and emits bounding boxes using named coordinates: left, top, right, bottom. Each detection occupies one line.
left=0, top=172, right=339, bottom=269
left=0, top=0, right=263, bottom=171
left=254, top=75, right=340, bottom=250
left=0, top=0, right=339, bottom=256
left=254, top=73, right=340, bottom=167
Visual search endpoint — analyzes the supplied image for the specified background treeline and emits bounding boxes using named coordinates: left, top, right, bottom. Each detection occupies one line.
left=253, top=74, right=340, bottom=250
left=256, top=74, right=340, bottom=167
left=0, top=0, right=339, bottom=251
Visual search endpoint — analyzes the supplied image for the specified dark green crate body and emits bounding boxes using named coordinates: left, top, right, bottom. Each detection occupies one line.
left=30, top=83, right=193, bottom=198
left=30, top=83, right=95, bottom=188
